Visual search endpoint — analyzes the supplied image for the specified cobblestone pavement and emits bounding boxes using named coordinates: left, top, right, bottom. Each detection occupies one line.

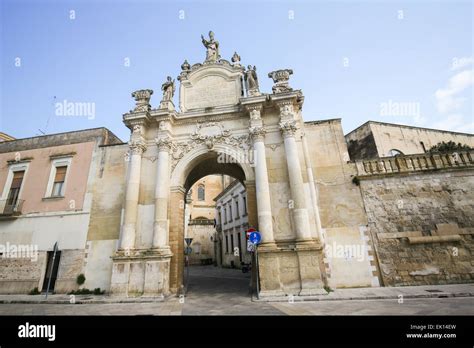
left=0, top=266, right=473, bottom=315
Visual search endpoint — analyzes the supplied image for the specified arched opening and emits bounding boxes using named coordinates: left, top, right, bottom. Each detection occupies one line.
left=388, top=149, right=404, bottom=157
left=168, top=147, right=257, bottom=296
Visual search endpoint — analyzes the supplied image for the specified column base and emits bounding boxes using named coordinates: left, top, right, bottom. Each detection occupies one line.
left=257, top=242, right=326, bottom=298
left=110, top=249, right=172, bottom=298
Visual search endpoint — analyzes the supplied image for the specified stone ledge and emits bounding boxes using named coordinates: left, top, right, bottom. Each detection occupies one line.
left=378, top=231, right=422, bottom=240
left=408, top=235, right=462, bottom=244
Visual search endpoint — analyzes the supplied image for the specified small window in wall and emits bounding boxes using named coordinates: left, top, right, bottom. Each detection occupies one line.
left=7, top=171, right=25, bottom=206
left=225, top=235, right=229, bottom=253
left=229, top=203, right=233, bottom=221
left=235, top=200, right=240, bottom=218
left=243, top=196, right=247, bottom=215
left=198, top=185, right=205, bottom=201
left=52, top=166, right=67, bottom=197
left=45, top=158, right=71, bottom=198
left=231, top=233, right=234, bottom=252
left=223, top=208, right=227, bottom=223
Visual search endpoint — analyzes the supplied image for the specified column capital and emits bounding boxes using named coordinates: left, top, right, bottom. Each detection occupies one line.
left=249, top=125, right=266, bottom=142
left=156, top=136, right=172, bottom=152
left=129, top=138, right=147, bottom=155
left=279, top=120, right=298, bottom=138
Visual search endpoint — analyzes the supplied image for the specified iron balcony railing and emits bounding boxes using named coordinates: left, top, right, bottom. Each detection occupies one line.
left=0, top=199, right=24, bottom=216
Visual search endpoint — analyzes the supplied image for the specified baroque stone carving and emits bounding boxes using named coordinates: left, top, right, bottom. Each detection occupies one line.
left=249, top=109, right=261, bottom=121
left=169, top=125, right=251, bottom=172
left=181, top=59, right=190, bottom=71
left=128, top=138, right=147, bottom=155
left=131, top=89, right=153, bottom=112
left=231, top=52, right=241, bottom=66
left=245, top=65, right=260, bottom=97
left=279, top=120, right=298, bottom=137
left=268, top=69, right=294, bottom=94
left=156, top=136, right=172, bottom=152
left=249, top=125, right=266, bottom=142
left=201, top=31, right=220, bottom=62
left=161, top=76, right=175, bottom=102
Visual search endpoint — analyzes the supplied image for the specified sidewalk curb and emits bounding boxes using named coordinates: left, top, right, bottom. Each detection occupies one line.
left=252, top=292, right=474, bottom=303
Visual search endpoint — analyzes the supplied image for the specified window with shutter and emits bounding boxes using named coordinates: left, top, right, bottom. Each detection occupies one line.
left=51, top=166, right=67, bottom=197
left=7, top=171, right=25, bottom=206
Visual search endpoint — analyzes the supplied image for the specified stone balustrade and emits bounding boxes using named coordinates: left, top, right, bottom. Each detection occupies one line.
left=356, top=151, right=474, bottom=176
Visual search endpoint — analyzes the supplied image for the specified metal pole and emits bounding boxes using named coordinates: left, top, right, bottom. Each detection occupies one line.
left=255, top=245, right=260, bottom=300
left=45, top=244, right=57, bottom=300
left=186, top=255, right=189, bottom=294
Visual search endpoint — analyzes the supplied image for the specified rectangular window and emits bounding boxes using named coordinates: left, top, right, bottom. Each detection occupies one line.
left=231, top=233, right=234, bottom=252
left=235, top=200, right=240, bottom=218
left=7, top=171, right=25, bottom=206
left=225, top=235, right=229, bottom=253
left=243, top=196, right=247, bottom=215
left=229, top=203, right=233, bottom=221
left=223, top=208, right=227, bottom=223
left=51, top=166, right=67, bottom=197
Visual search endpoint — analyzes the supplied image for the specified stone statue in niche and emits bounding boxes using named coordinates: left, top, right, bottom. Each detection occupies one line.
left=201, top=31, right=220, bottom=62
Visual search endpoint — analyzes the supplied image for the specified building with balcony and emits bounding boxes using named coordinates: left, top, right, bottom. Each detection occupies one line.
left=0, top=128, right=122, bottom=294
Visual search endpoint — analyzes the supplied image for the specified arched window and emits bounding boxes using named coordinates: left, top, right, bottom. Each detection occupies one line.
left=388, top=149, right=403, bottom=157
left=198, top=185, right=205, bottom=201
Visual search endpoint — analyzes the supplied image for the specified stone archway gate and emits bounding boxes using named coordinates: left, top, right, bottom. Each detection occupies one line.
left=110, top=40, right=327, bottom=298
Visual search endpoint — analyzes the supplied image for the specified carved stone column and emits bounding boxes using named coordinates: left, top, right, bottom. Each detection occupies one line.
left=152, top=136, right=172, bottom=251
left=277, top=102, right=312, bottom=243
left=120, top=130, right=146, bottom=250
left=247, top=105, right=276, bottom=247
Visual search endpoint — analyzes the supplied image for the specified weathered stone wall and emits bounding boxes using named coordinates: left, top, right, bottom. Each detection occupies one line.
left=304, top=119, right=380, bottom=288
left=83, top=143, right=127, bottom=291
left=346, top=121, right=474, bottom=160
left=359, top=166, right=474, bottom=286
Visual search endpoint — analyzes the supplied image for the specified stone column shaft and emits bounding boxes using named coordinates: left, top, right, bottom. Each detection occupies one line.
left=153, top=139, right=171, bottom=250
left=253, top=134, right=275, bottom=245
left=281, top=121, right=312, bottom=242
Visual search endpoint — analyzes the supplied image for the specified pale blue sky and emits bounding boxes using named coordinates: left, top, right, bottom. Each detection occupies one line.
left=1, top=0, right=473, bottom=141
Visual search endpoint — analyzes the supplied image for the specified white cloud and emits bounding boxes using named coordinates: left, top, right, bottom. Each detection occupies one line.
left=435, top=69, right=473, bottom=113
left=451, top=56, right=473, bottom=71
left=432, top=114, right=474, bottom=133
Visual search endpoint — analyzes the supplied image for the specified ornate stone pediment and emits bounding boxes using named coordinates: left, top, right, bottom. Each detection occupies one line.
left=178, top=63, right=244, bottom=112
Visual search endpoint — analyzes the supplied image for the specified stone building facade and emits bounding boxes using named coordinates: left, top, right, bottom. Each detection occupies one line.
left=215, top=179, right=251, bottom=268
left=346, top=121, right=474, bottom=160
left=184, top=175, right=225, bottom=265
left=1, top=33, right=473, bottom=297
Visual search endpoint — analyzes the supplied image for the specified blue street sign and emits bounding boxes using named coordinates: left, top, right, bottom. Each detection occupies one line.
left=248, top=231, right=261, bottom=245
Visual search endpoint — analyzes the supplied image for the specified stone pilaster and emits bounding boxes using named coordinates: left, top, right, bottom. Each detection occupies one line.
left=120, top=132, right=146, bottom=251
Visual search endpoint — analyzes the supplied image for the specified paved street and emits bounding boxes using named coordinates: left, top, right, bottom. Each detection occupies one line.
left=0, top=266, right=473, bottom=315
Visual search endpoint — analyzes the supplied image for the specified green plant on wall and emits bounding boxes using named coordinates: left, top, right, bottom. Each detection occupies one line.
left=76, top=273, right=86, bottom=286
